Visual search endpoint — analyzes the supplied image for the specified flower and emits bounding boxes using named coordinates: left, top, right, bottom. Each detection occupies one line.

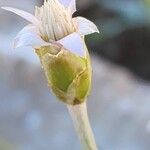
left=2, top=0, right=99, bottom=105
left=2, top=0, right=99, bottom=57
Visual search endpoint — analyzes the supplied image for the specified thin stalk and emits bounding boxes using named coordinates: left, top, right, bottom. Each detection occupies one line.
left=67, top=102, right=98, bottom=150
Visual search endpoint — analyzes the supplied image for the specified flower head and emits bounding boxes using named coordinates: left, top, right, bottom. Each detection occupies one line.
left=2, top=0, right=99, bottom=105
left=2, top=0, right=99, bottom=57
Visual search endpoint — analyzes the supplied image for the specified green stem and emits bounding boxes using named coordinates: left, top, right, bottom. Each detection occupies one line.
left=67, top=102, right=98, bottom=150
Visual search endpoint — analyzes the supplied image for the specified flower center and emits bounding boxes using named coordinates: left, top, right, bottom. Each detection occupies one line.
left=35, top=0, right=75, bottom=42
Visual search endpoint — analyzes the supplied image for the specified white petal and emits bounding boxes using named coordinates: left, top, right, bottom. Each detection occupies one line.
left=14, top=26, right=50, bottom=49
left=73, top=17, right=100, bottom=35
left=17, top=24, right=39, bottom=36
left=1, top=7, right=39, bottom=25
left=68, top=0, right=76, bottom=14
left=58, top=32, right=86, bottom=57
left=59, top=0, right=76, bottom=14
left=59, top=0, right=70, bottom=6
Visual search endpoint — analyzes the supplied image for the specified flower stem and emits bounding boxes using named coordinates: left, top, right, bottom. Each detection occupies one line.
left=67, top=102, right=98, bottom=150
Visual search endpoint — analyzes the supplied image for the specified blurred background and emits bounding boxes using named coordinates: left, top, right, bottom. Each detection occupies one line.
left=0, top=0, right=150, bottom=149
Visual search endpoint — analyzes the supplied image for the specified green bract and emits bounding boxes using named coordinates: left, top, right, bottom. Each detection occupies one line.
left=36, top=44, right=92, bottom=105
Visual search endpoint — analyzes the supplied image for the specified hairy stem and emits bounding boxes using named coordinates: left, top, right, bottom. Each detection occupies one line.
left=67, top=102, right=98, bottom=150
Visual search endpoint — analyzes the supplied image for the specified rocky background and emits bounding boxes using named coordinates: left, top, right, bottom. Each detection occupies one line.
left=0, top=0, right=150, bottom=150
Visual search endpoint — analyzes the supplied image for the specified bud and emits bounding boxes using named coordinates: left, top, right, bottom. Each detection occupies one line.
left=2, top=0, right=99, bottom=105
left=34, top=0, right=93, bottom=105
left=36, top=44, right=92, bottom=105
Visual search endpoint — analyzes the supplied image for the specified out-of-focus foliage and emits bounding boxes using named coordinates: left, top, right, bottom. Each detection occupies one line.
left=81, top=0, right=150, bottom=80
left=0, top=140, right=15, bottom=150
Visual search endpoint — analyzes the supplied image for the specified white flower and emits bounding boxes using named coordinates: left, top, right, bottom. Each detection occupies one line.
left=2, top=0, right=99, bottom=57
